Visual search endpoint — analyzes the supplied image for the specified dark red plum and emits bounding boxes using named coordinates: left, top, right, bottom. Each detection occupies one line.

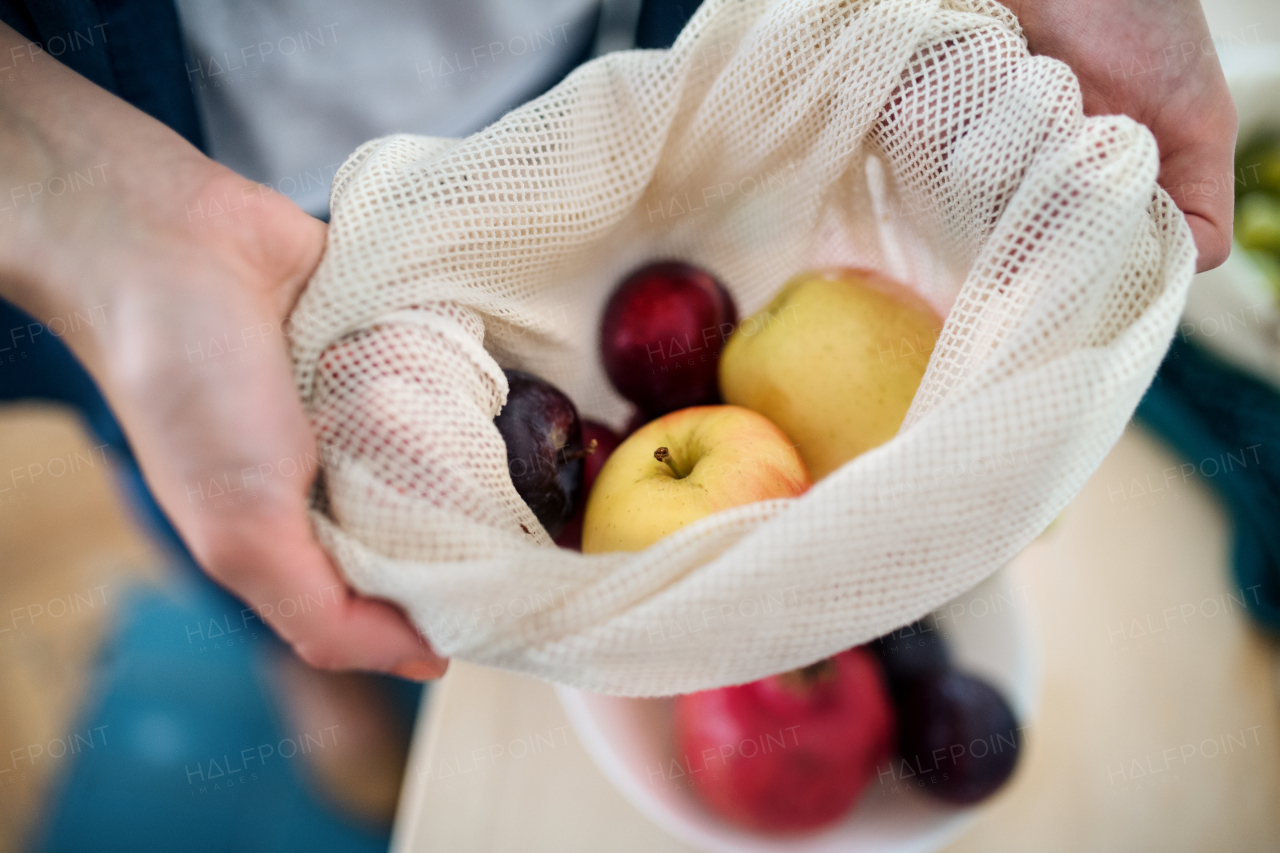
left=494, top=369, right=590, bottom=539
left=870, top=619, right=951, bottom=683
left=555, top=419, right=622, bottom=550
left=600, top=261, right=737, bottom=417
left=892, top=669, right=1022, bottom=804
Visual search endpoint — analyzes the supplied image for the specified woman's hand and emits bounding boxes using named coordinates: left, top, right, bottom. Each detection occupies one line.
left=1001, top=0, right=1238, bottom=271
left=0, top=22, right=445, bottom=680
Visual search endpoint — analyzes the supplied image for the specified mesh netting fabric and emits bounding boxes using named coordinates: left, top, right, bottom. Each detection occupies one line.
left=288, top=0, right=1195, bottom=695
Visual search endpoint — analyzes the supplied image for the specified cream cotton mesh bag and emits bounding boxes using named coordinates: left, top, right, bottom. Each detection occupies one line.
left=287, top=0, right=1197, bottom=695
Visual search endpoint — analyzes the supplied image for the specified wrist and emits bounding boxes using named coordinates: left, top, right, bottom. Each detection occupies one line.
left=0, top=22, right=219, bottom=319
left=0, top=144, right=222, bottom=363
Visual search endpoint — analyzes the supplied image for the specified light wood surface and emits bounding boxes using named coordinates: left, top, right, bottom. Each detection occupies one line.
left=393, top=425, right=1280, bottom=853
left=0, top=403, right=163, bottom=853
left=0, top=402, right=423, bottom=845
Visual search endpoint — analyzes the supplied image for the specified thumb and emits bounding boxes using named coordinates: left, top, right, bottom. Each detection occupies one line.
left=189, top=498, right=447, bottom=680
left=1152, top=77, right=1238, bottom=273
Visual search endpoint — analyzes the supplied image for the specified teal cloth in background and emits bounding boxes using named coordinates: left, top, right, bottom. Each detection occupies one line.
left=1135, top=337, right=1280, bottom=633
left=30, top=580, right=414, bottom=853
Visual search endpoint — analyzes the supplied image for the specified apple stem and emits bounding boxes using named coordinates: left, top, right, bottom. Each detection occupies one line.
left=561, top=439, right=598, bottom=463
left=653, top=446, right=689, bottom=479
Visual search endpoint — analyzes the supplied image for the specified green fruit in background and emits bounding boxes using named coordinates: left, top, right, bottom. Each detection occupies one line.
left=1244, top=249, right=1280, bottom=303
left=1237, top=136, right=1280, bottom=197
left=1236, top=193, right=1280, bottom=255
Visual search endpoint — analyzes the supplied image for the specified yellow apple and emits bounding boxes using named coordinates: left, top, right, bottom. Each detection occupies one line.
left=582, top=405, right=810, bottom=553
left=718, top=268, right=942, bottom=481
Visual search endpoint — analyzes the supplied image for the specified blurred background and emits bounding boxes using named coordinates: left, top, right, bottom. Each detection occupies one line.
left=0, top=400, right=421, bottom=853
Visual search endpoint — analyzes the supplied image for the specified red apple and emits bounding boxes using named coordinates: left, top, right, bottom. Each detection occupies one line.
left=555, top=419, right=623, bottom=550
left=673, top=648, right=895, bottom=834
left=600, top=261, right=737, bottom=417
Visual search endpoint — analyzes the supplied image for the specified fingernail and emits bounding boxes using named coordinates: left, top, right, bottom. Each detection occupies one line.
left=392, top=659, right=446, bottom=682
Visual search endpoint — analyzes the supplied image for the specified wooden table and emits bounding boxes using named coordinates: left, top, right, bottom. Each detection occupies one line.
left=390, top=426, right=1280, bottom=852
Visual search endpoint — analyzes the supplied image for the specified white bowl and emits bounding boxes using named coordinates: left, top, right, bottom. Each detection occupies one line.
left=557, top=567, right=1042, bottom=853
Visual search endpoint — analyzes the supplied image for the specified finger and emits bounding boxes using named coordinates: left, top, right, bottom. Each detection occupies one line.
left=1182, top=211, right=1232, bottom=275
left=1159, top=126, right=1238, bottom=273
left=191, top=497, right=448, bottom=679
left=1148, top=54, right=1238, bottom=273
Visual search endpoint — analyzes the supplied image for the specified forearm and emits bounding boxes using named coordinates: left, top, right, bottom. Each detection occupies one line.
left=0, top=22, right=213, bottom=327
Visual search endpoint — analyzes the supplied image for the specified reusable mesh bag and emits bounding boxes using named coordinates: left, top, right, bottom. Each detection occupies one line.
left=289, top=0, right=1196, bottom=695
